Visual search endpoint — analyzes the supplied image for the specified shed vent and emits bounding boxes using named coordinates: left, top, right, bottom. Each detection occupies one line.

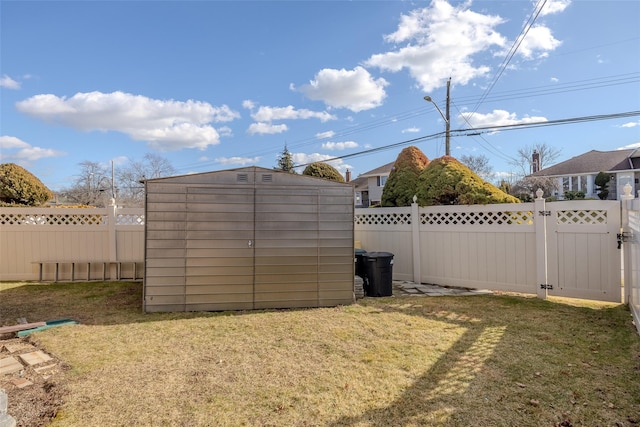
left=237, top=173, right=249, bottom=183
left=261, top=174, right=273, bottom=183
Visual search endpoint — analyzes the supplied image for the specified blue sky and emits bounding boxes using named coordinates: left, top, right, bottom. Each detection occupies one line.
left=1, top=0, right=639, bottom=191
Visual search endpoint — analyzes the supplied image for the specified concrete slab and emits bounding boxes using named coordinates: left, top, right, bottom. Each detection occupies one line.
left=18, top=351, right=52, bottom=366
left=2, top=343, right=36, bottom=354
left=0, top=357, right=23, bottom=375
left=10, top=378, right=32, bottom=389
left=33, top=364, right=57, bottom=374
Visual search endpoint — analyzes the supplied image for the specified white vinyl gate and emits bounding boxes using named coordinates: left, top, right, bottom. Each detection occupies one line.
left=544, top=200, right=621, bottom=302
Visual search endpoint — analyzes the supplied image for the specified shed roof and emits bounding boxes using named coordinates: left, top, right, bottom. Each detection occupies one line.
left=530, top=149, right=640, bottom=177
left=144, top=166, right=352, bottom=187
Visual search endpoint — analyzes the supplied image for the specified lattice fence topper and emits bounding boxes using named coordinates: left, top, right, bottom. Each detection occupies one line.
left=354, top=212, right=412, bottom=226
left=556, top=209, right=608, bottom=225
left=116, top=213, right=145, bottom=225
left=421, top=210, right=534, bottom=226
left=0, top=212, right=107, bottom=226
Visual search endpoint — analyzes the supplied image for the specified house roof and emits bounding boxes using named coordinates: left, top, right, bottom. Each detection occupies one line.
left=530, top=149, right=640, bottom=177
left=358, top=161, right=396, bottom=178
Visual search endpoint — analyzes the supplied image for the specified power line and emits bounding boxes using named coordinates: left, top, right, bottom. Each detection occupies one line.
left=171, top=73, right=640, bottom=174
left=293, top=110, right=640, bottom=168
left=470, top=0, right=549, bottom=115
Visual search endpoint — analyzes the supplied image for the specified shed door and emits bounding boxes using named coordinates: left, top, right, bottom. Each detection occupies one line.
left=254, top=187, right=320, bottom=308
left=185, top=186, right=255, bottom=311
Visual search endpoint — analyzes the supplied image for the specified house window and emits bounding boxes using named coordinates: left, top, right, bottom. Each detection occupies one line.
left=377, top=176, right=387, bottom=187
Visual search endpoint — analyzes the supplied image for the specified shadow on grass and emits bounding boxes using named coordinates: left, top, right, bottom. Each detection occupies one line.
left=329, top=297, right=638, bottom=427
left=0, top=281, right=244, bottom=327
left=0, top=280, right=344, bottom=327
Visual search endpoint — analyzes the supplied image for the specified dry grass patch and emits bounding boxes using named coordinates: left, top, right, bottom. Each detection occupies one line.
left=1, top=281, right=639, bottom=426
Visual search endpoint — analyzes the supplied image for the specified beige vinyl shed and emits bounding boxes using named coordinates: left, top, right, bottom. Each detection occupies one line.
left=143, top=166, right=355, bottom=312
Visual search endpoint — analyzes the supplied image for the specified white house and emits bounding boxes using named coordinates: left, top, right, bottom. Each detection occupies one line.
left=350, top=162, right=395, bottom=207
left=530, top=149, right=640, bottom=199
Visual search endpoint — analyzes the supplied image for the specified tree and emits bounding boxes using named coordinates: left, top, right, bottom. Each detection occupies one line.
left=59, top=161, right=110, bottom=207
left=117, top=153, right=176, bottom=207
left=275, top=144, right=295, bottom=173
left=0, top=163, right=53, bottom=206
left=595, top=171, right=611, bottom=200
left=510, top=175, right=559, bottom=201
left=416, top=156, right=519, bottom=206
left=302, top=162, right=345, bottom=182
left=459, top=154, right=494, bottom=181
left=509, top=143, right=562, bottom=178
left=381, top=146, right=430, bottom=207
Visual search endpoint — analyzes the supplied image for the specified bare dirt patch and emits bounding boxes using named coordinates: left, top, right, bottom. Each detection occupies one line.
left=1, top=335, right=68, bottom=427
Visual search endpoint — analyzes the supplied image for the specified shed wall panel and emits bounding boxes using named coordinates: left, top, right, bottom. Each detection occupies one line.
left=144, top=167, right=354, bottom=312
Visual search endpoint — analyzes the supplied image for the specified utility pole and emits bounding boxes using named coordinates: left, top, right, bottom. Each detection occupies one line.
left=445, top=77, right=451, bottom=156
left=424, top=77, right=452, bottom=156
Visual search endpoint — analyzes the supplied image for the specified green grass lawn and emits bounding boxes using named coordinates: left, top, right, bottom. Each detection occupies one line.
left=1, top=280, right=639, bottom=426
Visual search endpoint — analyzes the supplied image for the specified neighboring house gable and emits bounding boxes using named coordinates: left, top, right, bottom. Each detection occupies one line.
left=530, top=149, right=640, bottom=199
left=351, top=161, right=395, bottom=207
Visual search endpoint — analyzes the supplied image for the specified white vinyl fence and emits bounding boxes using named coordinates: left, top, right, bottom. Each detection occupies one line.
left=0, top=204, right=144, bottom=281
left=2, top=192, right=640, bottom=333
left=356, top=193, right=624, bottom=304
left=622, top=195, right=640, bottom=334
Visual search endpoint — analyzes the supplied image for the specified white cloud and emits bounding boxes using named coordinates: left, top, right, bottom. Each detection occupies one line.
left=550, top=77, right=559, bottom=83
left=539, top=0, right=571, bottom=16
left=515, top=25, right=562, bottom=60
left=217, top=126, right=233, bottom=137
left=621, top=121, right=640, bottom=128
left=460, top=109, right=548, bottom=128
left=365, top=1, right=506, bottom=92
left=402, top=127, right=420, bottom=133
left=242, top=99, right=256, bottom=109
left=321, top=141, right=358, bottom=150
left=1, top=75, right=21, bottom=89
left=215, top=156, right=260, bottom=166
left=251, top=105, right=336, bottom=123
left=247, top=122, right=288, bottom=135
left=0, top=135, right=64, bottom=162
left=620, top=142, right=640, bottom=150
left=15, top=91, right=240, bottom=151
left=365, top=0, right=566, bottom=92
left=291, top=152, right=351, bottom=173
left=316, top=130, right=335, bottom=139
left=295, top=66, right=388, bottom=112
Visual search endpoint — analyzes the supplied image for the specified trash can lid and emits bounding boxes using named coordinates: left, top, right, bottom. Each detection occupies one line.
left=355, top=248, right=367, bottom=255
left=365, top=251, right=394, bottom=258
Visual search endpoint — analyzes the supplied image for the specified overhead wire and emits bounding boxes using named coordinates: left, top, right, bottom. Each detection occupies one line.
left=469, top=0, right=549, bottom=115
left=171, top=69, right=639, bottom=174
left=293, top=110, right=640, bottom=168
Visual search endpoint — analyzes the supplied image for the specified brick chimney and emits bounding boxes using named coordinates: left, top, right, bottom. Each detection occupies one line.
left=345, top=169, right=351, bottom=182
left=532, top=150, right=540, bottom=173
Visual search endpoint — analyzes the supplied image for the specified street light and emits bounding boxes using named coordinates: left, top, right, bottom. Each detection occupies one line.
left=424, top=78, right=451, bottom=156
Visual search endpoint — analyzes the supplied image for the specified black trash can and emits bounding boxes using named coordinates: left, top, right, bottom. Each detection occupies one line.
left=354, top=249, right=368, bottom=280
left=364, top=252, right=394, bottom=297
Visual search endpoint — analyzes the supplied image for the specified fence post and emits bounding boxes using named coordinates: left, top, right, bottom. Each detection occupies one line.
left=108, top=198, right=118, bottom=279
left=621, top=183, right=634, bottom=304
left=534, top=189, right=548, bottom=299
left=411, top=197, right=421, bottom=284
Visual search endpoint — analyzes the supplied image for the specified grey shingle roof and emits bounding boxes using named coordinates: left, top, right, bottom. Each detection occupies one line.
left=358, top=161, right=396, bottom=178
left=531, top=149, right=638, bottom=177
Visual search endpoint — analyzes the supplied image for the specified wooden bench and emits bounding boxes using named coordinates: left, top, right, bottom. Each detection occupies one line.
left=33, top=261, right=143, bottom=282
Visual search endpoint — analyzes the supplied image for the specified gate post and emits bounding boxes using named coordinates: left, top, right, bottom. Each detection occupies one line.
left=411, top=198, right=421, bottom=284
left=534, top=189, right=548, bottom=299
left=108, top=198, right=118, bottom=280
left=621, top=183, right=634, bottom=304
